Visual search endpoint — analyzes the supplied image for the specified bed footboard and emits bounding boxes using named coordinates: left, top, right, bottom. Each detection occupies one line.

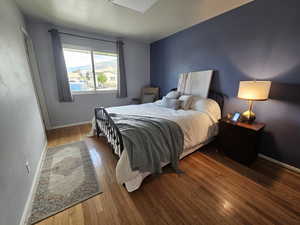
left=94, top=107, right=124, bottom=155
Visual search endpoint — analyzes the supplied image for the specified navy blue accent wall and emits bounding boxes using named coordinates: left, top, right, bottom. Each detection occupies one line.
left=150, top=0, right=300, bottom=168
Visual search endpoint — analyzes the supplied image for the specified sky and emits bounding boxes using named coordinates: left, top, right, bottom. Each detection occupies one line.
left=63, top=49, right=117, bottom=68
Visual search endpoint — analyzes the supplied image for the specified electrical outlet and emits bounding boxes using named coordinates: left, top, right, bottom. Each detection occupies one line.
left=25, top=161, right=30, bottom=175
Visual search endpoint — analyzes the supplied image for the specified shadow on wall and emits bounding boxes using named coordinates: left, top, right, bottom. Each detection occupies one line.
left=269, top=82, right=300, bottom=104
left=211, top=74, right=300, bottom=107
left=259, top=81, right=300, bottom=164
left=210, top=70, right=221, bottom=91
left=260, top=119, right=300, bottom=162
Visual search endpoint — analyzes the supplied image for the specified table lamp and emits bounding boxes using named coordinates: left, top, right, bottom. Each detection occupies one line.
left=237, top=81, right=271, bottom=123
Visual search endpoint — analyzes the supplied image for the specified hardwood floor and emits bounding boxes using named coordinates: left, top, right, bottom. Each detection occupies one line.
left=38, top=124, right=300, bottom=225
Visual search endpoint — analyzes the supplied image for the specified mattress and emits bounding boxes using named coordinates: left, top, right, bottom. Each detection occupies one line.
left=99, top=100, right=221, bottom=192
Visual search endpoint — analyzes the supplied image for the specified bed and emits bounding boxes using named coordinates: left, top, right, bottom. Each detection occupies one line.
left=92, top=70, right=224, bottom=192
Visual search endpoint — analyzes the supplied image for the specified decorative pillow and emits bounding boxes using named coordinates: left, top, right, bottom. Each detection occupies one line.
left=165, top=91, right=181, bottom=99
left=161, top=97, right=182, bottom=110
left=142, top=94, right=155, bottom=103
left=179, top=95, right=193, bottom=110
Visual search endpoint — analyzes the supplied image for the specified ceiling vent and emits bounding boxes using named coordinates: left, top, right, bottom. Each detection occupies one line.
left=109, top=0, right=159, bottom=13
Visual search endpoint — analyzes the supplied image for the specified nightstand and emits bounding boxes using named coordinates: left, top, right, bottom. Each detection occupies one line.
left=217, top=118, right=265, bottom=165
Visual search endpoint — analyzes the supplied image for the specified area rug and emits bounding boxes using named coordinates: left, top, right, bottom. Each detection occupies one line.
left=28, top=141, right=101, bottom=224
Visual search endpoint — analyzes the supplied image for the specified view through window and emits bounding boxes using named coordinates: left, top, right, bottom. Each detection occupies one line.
left=63, top=48, right=118, bottom=93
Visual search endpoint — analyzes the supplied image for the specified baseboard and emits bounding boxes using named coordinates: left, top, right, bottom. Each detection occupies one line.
left=49, top=121, right=91, bottom=130
left=19, top=140, right=48, bottom=225
left=258, top=154, right=300, bottom=174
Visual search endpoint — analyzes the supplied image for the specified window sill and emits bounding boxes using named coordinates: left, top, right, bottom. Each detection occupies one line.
left=72, top=90, right=118, bottom=95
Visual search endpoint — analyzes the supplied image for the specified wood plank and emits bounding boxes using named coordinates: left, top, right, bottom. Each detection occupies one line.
left=35, top=124, right=300, bottom=225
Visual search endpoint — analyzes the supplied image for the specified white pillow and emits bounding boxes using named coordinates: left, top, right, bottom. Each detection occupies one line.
left=179, top=95, right=193, bottom=110
left=161, top=97, right=182, bottom=110
left=165, top=91, right=180, bottom=99
left=190, top=97, right=221, bottom=122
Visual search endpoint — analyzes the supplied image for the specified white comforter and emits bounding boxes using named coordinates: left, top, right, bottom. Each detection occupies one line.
left=95, top=100, right=221, bottom=191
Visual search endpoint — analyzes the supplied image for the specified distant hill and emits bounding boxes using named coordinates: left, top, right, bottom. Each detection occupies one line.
left=67, top=60, right=117, bottom=72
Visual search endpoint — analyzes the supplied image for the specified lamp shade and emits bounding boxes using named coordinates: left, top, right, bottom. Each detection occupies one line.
left=238, top=81, right=271, bottom=101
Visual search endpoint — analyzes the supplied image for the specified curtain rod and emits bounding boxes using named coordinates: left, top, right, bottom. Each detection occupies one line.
left=48, top=29, right=118, bottom=44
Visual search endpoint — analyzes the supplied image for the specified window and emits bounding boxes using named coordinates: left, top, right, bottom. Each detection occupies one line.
left=63, top=48, right=118, bottom=93
left=93, top=51, right=118, bottom=91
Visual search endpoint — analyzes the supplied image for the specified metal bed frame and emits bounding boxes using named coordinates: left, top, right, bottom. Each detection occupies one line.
left=94, top=90, right=225, bottom=155
left=94, top=107, right=124, bottom=155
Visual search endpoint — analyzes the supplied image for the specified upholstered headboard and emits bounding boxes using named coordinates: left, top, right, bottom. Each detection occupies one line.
left=181, top=70, right=213, bottom=98
left=172, top=70, right=224, bottom=112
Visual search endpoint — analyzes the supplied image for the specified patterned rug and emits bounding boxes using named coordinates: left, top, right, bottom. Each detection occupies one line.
left=28, top=141, right=101, bottom=224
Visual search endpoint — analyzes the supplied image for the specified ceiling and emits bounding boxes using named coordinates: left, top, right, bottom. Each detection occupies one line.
left=16, top=0, right=253, bottom=43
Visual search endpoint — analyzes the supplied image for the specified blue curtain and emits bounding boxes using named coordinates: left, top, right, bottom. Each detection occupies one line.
left=116, top=40, right=127, bottom=98
left=49, top=29, right=73, bottom=102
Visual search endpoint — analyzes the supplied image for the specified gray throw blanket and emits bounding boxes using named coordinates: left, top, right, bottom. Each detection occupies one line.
left=109, top=114, right=184, bottom=174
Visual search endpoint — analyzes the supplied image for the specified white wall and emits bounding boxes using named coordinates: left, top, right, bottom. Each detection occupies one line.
left=26, top=20, right=150, bottom=128
left=0, top=0, right=47, bottom=225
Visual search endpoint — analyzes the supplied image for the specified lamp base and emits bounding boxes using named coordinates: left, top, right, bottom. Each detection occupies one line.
left=242, top=110, right=256, bottom=123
